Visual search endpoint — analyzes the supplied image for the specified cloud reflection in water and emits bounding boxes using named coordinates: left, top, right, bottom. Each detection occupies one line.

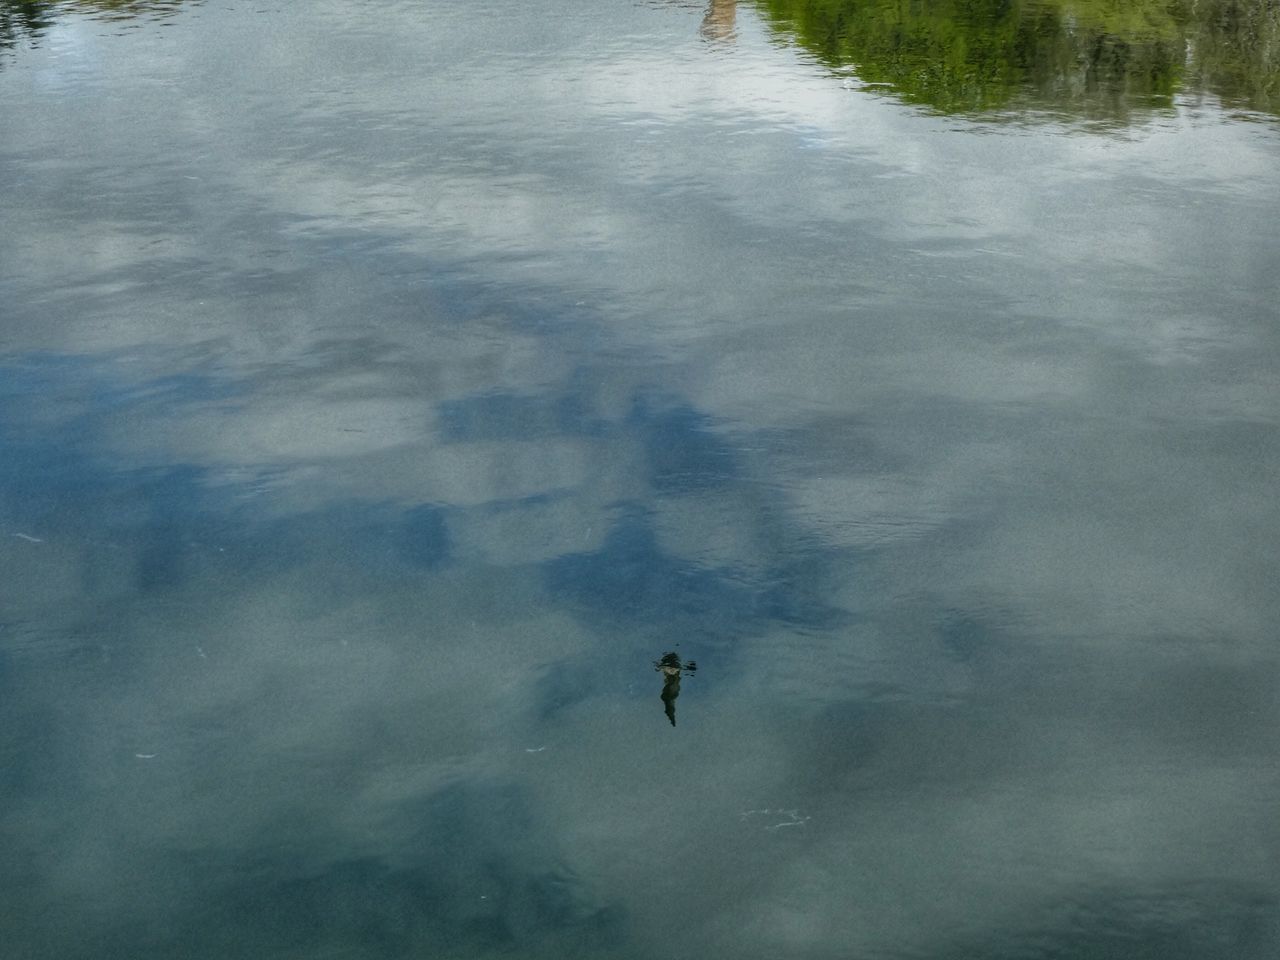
left=1, top=0, right=1278, bottom=957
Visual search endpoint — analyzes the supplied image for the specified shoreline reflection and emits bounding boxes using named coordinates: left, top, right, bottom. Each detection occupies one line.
left=754, top=0, right=1279, bottom=121
left=701, top=0, right=737, bottom=41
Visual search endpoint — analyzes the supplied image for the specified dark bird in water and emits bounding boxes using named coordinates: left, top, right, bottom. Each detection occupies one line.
left=654, top=652, right=697, bottom=727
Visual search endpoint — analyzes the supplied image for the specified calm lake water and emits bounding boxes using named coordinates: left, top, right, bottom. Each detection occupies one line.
left=2, top=0, right=1279, bottom=957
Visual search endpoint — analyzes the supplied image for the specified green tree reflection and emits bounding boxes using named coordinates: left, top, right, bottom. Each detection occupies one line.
left=752, top=0, right=1279, bottom=120
left=1, top=1, right=52, bottom=48
left=2, top=0, right=194, bottom=52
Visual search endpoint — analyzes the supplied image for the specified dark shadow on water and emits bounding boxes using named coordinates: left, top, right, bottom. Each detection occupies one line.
left=544, top=506, right=760, bottom=640
left=542, top=394, right=852, bottom=646
left=932, top=881, right=1278, bottom=960
left=211, top=780, right=624, bottom=960
left=438, top=389, right=605, bottom=444
left=631, top=397, right=738, bottom=494
left=132, top=496, right=454, bottom=594
left=0, top=768, right=626, bottom=959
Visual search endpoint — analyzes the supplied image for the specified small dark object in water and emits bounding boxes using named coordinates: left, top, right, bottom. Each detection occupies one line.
left=654, top=652, right=697, bottom=726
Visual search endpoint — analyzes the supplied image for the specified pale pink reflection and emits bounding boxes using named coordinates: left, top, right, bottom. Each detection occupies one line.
left=700, top=0, right=737, bottom=41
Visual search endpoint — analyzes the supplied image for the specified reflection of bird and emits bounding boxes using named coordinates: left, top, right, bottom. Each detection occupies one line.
left=700, top=0, right=737, bottom=41
left=654, top=652, right=697, bottom=726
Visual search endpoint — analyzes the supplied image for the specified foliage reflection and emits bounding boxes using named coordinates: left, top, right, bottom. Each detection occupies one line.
left=1, top=0, right=194, bottom=51
left=752, top=0, right=1280, bottom=120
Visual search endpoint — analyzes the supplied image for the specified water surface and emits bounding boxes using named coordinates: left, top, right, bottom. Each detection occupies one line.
left=2, top=0, right=1279, bottom=957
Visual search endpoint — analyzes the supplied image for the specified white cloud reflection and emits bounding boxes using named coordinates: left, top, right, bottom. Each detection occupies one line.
left=1, top=0, right=1279, bottom=957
